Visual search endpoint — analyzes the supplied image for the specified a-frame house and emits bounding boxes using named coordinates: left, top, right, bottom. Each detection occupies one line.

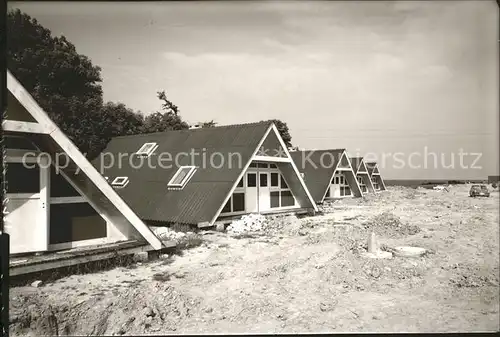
left=3, top=70, right=164, bottom=255
left=365, top=161, right=387, bottom=191
left=93, top=121, right=318, bottom=227
left=290, top=149, right=363, bottom=204
left=350, top=157, right=375, bottom=193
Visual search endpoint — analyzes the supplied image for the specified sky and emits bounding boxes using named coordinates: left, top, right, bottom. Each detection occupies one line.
left=10, top=1, right=499, bottom=179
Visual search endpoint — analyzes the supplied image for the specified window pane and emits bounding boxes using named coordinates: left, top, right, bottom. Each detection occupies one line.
left=345, top=187, right=351, bottom=195
left=232, top=193, right=245, bottom=212
left=49, top=203, right=106, bottom=244
left=237, top=178, right=244, bottom=188
left=249, top=162, right=258, bottom=168
left=222, top=198, right=231, bottom=213
left=271, top=173, right=279, bottom=187
left=260, top=173, right=268, bottom=187
left=6, top=163, right=39, bottom=193
left=281, top=190, right=294, bottom=207
left=247, top=173, right=257, bottom=187
left=171, top=167, right=190, bottom=184
left=140, top=144, right=153, bottom=152
left=257, top=163, right=268, bottom=168
left=51, top=167, right=80, bottom=197
left=269, top=163, right=277, bottom=169
left=271, top=191, right=280, bottom=208
left=280, top=176, right=288, bottom=189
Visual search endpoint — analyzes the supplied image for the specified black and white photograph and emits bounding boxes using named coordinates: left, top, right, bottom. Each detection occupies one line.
left=1, top=0, right=499, bottom=335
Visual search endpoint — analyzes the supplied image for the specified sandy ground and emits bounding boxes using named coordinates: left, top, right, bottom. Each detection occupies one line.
left=9, top=185, right=500, bottom=335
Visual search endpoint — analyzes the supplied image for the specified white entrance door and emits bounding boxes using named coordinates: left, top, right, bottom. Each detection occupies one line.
left=5, top=159, right=49, bottom=254
left=258, top=172, right=271, bottom=211
left=245, top=172, right=258, bottom=212
left=5, top=194, right=44, bottom=254
left=329, top=173, right=341, bottom=198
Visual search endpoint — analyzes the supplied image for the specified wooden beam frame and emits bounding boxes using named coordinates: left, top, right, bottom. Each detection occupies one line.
left=7, top=71, right=163, bottom=250
left=39, top=155, right=50, bottom=252
left=2, top=120, right=54, bottom=134
left=252, top=155, right=291, bottom=163
left=268, top=124, right=318, bottom=212
left=50, top=196, right=87, bottom=204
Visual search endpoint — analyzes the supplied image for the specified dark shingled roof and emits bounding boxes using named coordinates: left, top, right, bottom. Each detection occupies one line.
left=350, top=157, right=362, bottom=175
left=290, top=149, right=345, bottom=203
left=93, top=121, right=273, bottom=225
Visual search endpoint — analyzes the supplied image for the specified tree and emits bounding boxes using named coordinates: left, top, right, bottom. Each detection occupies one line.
left=142, top=90, right=189, bottom=133
left=262, top=119, right=293, bottom=148
left=156, top=90, right=179, bottom=116
left=199, top=120, right=218, bottom=128
left=7, top=9, right=151, bottom=159
left=100, top=102, right=145, bottom=139
left=7, top=9, right=106, bottom=158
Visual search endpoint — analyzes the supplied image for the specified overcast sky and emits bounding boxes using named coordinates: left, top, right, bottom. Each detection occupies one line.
left=10, top=1, right=499, bottom=179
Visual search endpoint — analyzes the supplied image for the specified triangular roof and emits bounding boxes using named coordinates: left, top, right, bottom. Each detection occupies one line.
left=95, top=122, right=317, bottom=225
left=365, top=161, right=386, bottom=190
left=290, top=149, right=362, bottom=203
left=5, top=70, right=163, bottom=250
left=350, top=157, right=369, bottom=175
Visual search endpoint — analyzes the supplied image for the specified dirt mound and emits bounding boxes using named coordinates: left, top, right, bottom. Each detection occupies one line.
left=448, top=263, right=499, bottom=288
left=362, top=211, right=421, bottom=238
left=10, top=282, right=201, bottom=336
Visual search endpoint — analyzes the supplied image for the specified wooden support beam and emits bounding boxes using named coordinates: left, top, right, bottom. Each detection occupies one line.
left=252, top=155, right=291, bottom=163
left=2, top=120, right=53, bottom=134
left=39, top=156, right=50, bottom=252
left=9, top=240, right=177, bottom=276
left=49, top=196, right=87, bottom=204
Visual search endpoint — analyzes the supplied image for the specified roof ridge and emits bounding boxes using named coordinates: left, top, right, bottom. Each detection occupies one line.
left=111, top=120, right=273, bottom=140
left=294, top=148, right=346, bottom=153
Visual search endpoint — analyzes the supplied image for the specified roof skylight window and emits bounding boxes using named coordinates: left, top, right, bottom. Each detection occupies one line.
left=136, top=142, right=158, bottom=157
left=167, top=166, right=197, bottom=189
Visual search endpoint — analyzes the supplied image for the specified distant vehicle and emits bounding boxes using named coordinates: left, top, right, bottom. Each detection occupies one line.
left=469, top=185, right=490, bottom=198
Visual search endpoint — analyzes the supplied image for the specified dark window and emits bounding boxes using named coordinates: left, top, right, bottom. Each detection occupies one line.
left=280, top=176, right=288, bottom=189
left=51, top=168, right=80, bottom=197
left=232, top=193, right=245, bottom=212
left=260, top=173, right=268, bottom=187
left=6, top=163, right=39, bottom=193
left=269, top=163, right=277, bottom=169
left=271, top=173, right=279, bottom=187
left=257, top=163, right=268, bottom=168
left=222, top=199, right=231, bottom=213
left=4, top=136, right=38, bottom=150
left=247, top=173, right=257, bottom=187
left=249, top=162, right=258, bottom=168
left=49, top=203, right=106, bottom=244
left=237, top=178, right=244, bottom=188
left=281, top=190, right=294, bottom=207
left=271, top=191, right=280, bottom=208
left=345, top=187, right=351, bottom=195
